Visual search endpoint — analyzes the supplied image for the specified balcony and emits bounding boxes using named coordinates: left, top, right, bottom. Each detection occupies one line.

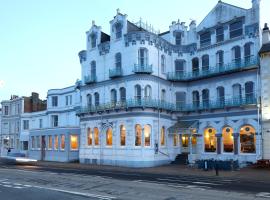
left=109, top=68, right=123, bottom=78
left=133, top=64, right=153, bottom=74
left=167, top=56, right=258, bottom=81
left=76, top=96, right=257, bottom=115
left=84, top=75, right=97, bottom=84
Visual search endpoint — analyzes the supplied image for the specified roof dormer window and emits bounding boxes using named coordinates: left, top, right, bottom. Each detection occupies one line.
left=230, top=20, right=243, bottom=39
left=115, top=22, right=122, bottom=39
left=89, top=33, right=97, bottom=48
left=175, top=32, right=181, bottom=45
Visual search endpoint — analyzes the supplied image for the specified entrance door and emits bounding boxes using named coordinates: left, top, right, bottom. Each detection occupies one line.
left=181, top=135, right=189, bottom=153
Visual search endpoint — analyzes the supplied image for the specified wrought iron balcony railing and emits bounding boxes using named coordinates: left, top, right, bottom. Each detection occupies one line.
left=133, top=64, right=153, bottom=74
left=109, top=68, right=123, bottom=78
left=84, top=75, right=97, bottom=84
left=167, top=56, right=258, bottom=81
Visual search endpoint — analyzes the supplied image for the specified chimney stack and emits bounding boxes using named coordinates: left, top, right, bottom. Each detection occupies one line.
left=262, top=23, right=270, bottom=45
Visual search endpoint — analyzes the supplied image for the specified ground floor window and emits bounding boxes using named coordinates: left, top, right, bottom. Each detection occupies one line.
left=161, top=126, right=165, bottom=146
left=144, top=125, right=151, bottom=146
left=54, top=135, right=59, bottom=150
left=135, top=124, right=142, bottom=146
left=182, top=135, right=188, bottom=147
left=48, top=135, right=53, bottom=150
left=94, top=127, right=99, bottom=145
left=120, top=125, right=126, bottom=146
left=173, top=134, right=178, bottom=146
left=222, top=127, right=234, bottom=153
left=36, top=136, right=41, bottom=149
left=106, top=128, right=113, bottom=146
left=70, top=135, right=78, bottom=150
left=60, top=135, right=65, bottom=150
left=240, top=125, right=256, bottom=153
left=87, top=128, right=92, bottom=146
left=204, top=128, right=216, bottom=152
left=21, top=141, right=28, bottom=150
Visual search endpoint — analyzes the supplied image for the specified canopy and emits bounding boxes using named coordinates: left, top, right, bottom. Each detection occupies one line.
left=168, top=120, right=199, bottom=134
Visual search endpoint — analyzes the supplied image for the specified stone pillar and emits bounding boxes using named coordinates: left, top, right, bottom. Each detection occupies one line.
left=233, top=133, right=239, bottom=155
left=216, top=134, right=222, bottom=154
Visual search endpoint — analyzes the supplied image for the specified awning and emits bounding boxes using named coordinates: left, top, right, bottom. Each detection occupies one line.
left=168, top=120, right=199, bottom=134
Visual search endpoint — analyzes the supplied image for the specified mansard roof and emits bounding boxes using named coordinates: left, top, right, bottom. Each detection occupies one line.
left=127, top=21, right=146, bottom=32
left=197, top=1, right=248, bottom=32
left=259, top=43, right=270, bottom=55
left=101, top=32, right=110, bottom=43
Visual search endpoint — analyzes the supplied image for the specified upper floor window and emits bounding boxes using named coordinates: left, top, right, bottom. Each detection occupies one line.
left=202, top=89, right=209, bottom=108
left=90, top=34, right=97, bottom=48
left=216, top=26, right=224, bottom=43
left=111, top=89, right=117, bottom=104
left=161, top=55, right=166, bottom=73
left=192, top=91, right=200, bottom=108
left=39, top=119, right=43, bottom=129
left=4, top=106, right=8, bottom=115
left=217, top=86, right=225, bottom=105
left=120, top=87, right=126, bottom=102
left=23, top=120, right=29, bottom=130
left=192, top=57, right=199, bottom=76
left=175, top=60, right=185, bottom=75
left=161, top=89, right=166, bottom=102
left=230, top=20, right=243, bottom=39
left=52, top=96, right=58, bottom=107
left=175, top=92, right=186, bottom=109
left=232, top=83, right=242, bottom=99
left=87, top=94, right=92, bottom=107
left=115, top=53, right=121, bottom=69
left=202, top=55, right=209, bottom=71
left=144, top=85, right=152, bottom=100
left=232, top=46, right=241, bottom=62
left=175, top=32, right=181, bottom=45
left=200, top=31, right=211, bottom=47
left=138, top=48, right=148, bottom=66
left=51, top=115, right=58, bottom=127
left=135, top=85, right=142, bottom=100
left=216, top=50, right=224, bottom=67
left=245, top=81, right=254, bottom=99
left=244, top=42, right=253, bottom=59
left=91, top=61, right=96, bottom=76
left=94, top=92, right=99, bottom=106
left=115, top=23, right=122, bottom=39
left=65, top=95, right=72, bottom=106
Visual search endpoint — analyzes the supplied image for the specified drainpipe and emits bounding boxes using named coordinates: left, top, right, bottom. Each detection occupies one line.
left=157, top=47, right=160, bottom=154
left=257, top=56, right=262, bottom=160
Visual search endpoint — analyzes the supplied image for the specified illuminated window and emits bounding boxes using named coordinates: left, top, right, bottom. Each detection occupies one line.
left=120, top=125, right=126, bottom=146
left=94, top=127, right=99, bottom=145
left=135, top=124, right=142, bottom=146
left=182, top=135, right=189, bottom=147
left=60, top=135, right=65, bottom=150
left=161, top=126, right=165, bottom=146
left=70, top=135, right=78, bottom=150
left=222, top=127, right=234, bottom=153
left=204, top=128, right=217, bottom=152
left=54, top=135, right=58, bottom=150
left=106, top=128, right=113, bottom=146
left=173, top=134, right=178, bottom=146
left=48, top=135, right=52, bottom=150
left=144, top=125, right=151, bottom=146
left=87, top=128, right=92, bottom=146
left=240, top=125, right=256, bottom=153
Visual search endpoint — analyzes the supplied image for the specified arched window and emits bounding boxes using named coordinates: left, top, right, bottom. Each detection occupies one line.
left=120, top=87, right=126, bottom=103
left=106, top=127, right=113, bottom=146
left=144, top=85, right=152, bottom=100
left=175, top=60, right=185, bottom=76
left=245, top=81, right=254, bottom=102
left=120, top=125, right=126, bottom=146
left=244, top=43, right=251, bottom=58
left=115, top=53, right=121, bottom=69
left=161, top=55, right=166, bottom=73
left=175, top=32, right=181, bottom=45
left=90, top=34, right=97, bottom=48
left=216, top=50, right=224, bottom=69
left=91, top=61, right=96, bottom=77
left=138, top=48, right=148, bottom=67
left=111, top=89, right=117, bottom=104
left=204, top=128, right=217, bottom=152
left=144, top=125, right=151, bottom=146
left=161, top=89, right=166, bottom=102
left=202, top=55, right=209, bottom=72
left=86, top=94, right=92, bottom=107
left=176, top=92, right=186, bottom=110
left=192, top=91, right=200, bottom=108
left=222, top=127, right=234, bottom=153
left=135, top=124, right=142, bottom=146
left=202, top=89, right=209, bottom=108
left=192, top=57, right=199, bottom=76
left=94, top=127, right=99, bottom=145
left=115, top=23, right=122, bottom=39
left=87, top=128, right=92, bottom=146
left=240, top=125, right=256, bottom=153
left=173, top=133, right=179, bottom=146
left=232, top=84, right=242, bottom=102
left=232, top=46, right=241, bottom=64
left=217, top=86, right=225, bottom=106
left=135, top=85, right=142, bottom=101
left=161, top=126, right=165, bottom=146
left=94, top=92, right=99, bottom=106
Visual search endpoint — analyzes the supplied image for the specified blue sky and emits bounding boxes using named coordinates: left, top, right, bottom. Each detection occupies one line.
left=0, top=0, right=269, bottom=102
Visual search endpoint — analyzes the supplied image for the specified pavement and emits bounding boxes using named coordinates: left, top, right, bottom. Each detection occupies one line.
left=34, top=161, right=270, bottom=182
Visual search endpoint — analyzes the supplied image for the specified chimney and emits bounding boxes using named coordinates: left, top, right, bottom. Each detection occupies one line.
left=262, top=23, right=270, bottom=45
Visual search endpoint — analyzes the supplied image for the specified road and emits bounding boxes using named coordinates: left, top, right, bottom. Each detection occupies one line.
left=0, top=164, right=269, bottom=200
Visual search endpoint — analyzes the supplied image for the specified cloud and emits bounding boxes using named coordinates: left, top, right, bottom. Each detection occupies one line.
left=0, top=80, right=5, bottom=88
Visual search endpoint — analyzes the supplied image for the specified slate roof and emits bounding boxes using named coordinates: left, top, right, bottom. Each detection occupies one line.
left=259, top=43, right=270, bottom=55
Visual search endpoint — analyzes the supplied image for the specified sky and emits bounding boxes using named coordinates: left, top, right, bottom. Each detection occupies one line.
left=0, top=0, right=269, bottom=102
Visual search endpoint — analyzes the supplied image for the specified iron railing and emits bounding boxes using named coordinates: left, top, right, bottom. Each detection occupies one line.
left=84, top=75, right=97, bottom=84
left=133, top=64, right=153, bottom=74
left=109, top=68, right=123, bottom=78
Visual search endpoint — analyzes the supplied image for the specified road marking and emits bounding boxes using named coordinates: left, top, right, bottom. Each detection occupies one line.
left=256, top=192, right=270, bottom=198
left=2, top=185, right=12, bottom=188
left=33, top=185, right=116, bottom=200
left=13, top=186, right=23, bottom=189
left=192, top=181, right=221, bottom=186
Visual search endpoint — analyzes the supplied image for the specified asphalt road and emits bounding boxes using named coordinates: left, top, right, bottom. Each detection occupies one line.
left=0, top=163, right=269, bottom=200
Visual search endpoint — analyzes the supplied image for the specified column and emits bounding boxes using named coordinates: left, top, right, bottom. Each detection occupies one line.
left=233, top=133, right=239, bottom=155
left=216, top=134, right=222, bottom=154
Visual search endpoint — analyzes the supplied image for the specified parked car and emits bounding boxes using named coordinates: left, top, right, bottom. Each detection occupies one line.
left=0, top=153, right=37, bottom=165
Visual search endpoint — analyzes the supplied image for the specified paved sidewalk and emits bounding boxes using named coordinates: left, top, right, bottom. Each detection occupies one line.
left=34, top=161, right=270, bottom=182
